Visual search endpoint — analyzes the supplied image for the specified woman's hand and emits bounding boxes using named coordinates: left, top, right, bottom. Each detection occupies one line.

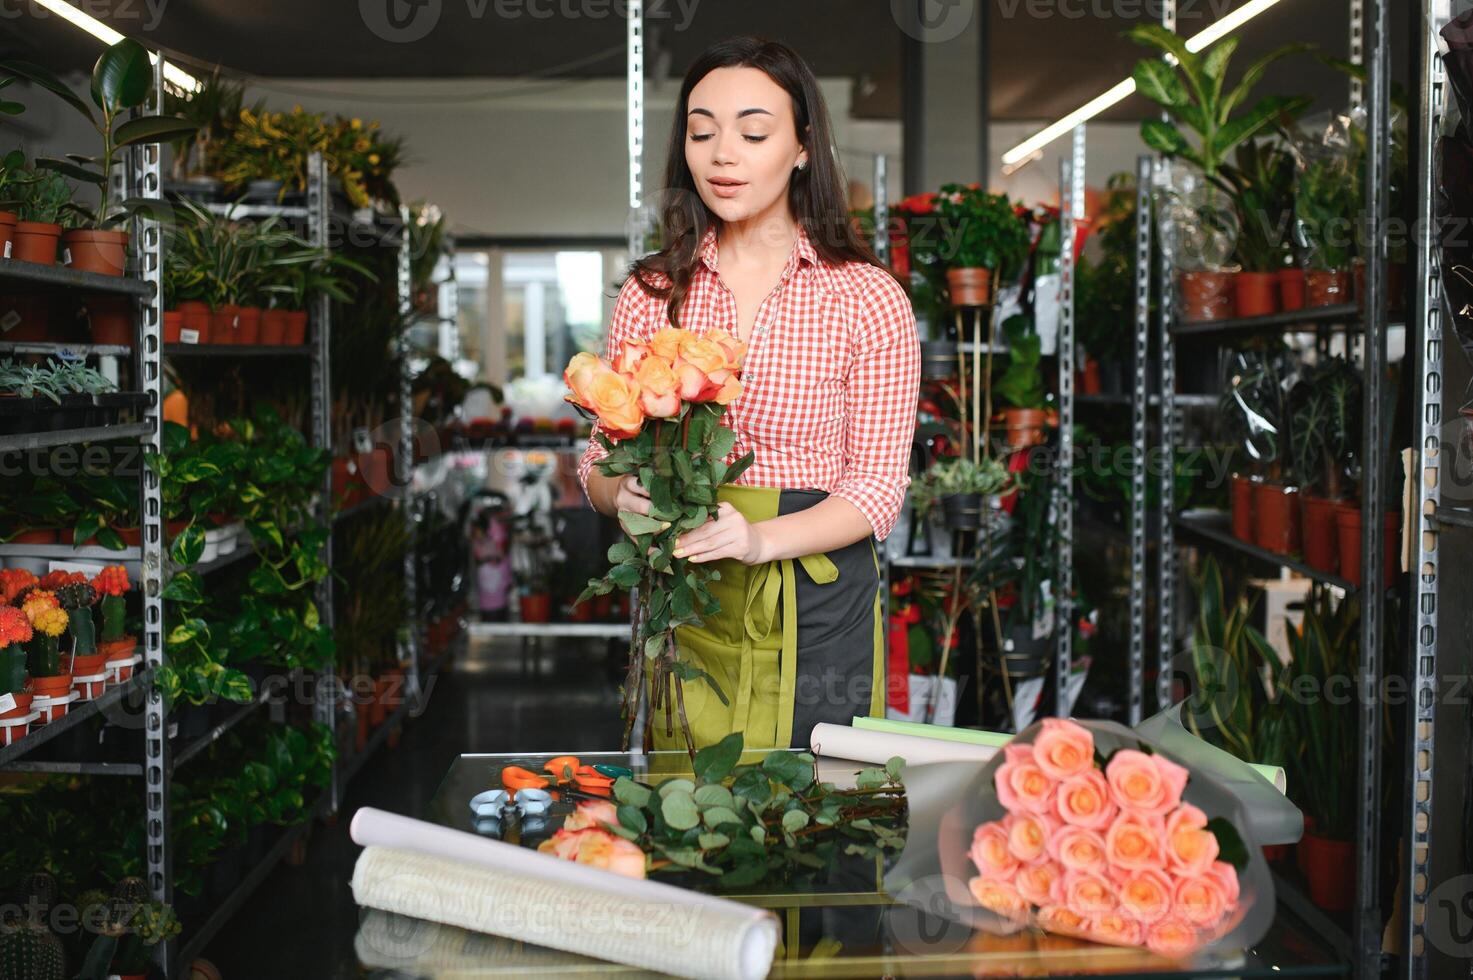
left=611, top=474, right=653, bottom=516
left=672, top=502, right=768, bottom=565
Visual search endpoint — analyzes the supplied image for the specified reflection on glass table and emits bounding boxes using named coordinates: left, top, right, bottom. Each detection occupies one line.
left=352, top=750, right=1348, bottom=978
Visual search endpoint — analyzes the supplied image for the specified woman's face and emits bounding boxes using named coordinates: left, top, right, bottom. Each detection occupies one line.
left=684, top=66, right=807, bottom=227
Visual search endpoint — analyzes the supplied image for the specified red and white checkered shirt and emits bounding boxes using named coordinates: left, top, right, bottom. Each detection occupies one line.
left=577, top=224, right=920, bottom=541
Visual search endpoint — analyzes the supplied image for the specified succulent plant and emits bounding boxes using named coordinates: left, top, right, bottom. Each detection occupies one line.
left=0, top=925, right=65, bottom=980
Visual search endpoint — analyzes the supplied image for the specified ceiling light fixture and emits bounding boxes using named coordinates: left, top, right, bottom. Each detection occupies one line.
left=1000, top=0, right=1286, bottom=166
left=33, top=0, right=200, bottom=92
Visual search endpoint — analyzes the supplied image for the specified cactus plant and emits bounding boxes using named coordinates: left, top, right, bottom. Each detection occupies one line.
left=0, top=925, right=65, bottom=980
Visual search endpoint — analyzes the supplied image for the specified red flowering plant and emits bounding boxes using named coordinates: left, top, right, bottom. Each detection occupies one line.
left=0, top=569, right=37, bottom=606
left=0, top=606, right=32, bottom=706
left=91, top=565, right=131, bottom=647
left=22, top=591, right=69, bottom=680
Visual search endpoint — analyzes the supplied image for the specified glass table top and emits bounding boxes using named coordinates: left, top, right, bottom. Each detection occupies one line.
left=352, top=749, right=1349, bottom=978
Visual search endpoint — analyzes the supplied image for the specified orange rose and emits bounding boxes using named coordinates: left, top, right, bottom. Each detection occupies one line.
left=1088, top=910, right=1145, bottom=948
left=705, top=327, right=747, bottom=368
left=1163, top=804, right=1219, bottom=877
left=1144, top=916, right=1201, bottom=959
left=1062, top=869, right=1116, bottom=918
left=678, top=335, right=730, bottom=374
left=1049, top=826, right=1108, bottom=874
left=1014, top=860, right=1063, bottom=908
left=1035, top=903, right=1091, bottom=939
left=1054, top=769, right=1117, bottom=830
left=563, top=799, right=619, bottom=832
left=1173, top=873, right=1229, bottom=928
left=1005, top=811, right=1054, bottom=865
left=648, top=328, right=685, bottom=362
left=709, top=370, right=742, bottom=405
left=994, top=743, right=1057, bottom=816
left=633, top=355, right=681, bottom=419
left=1104, top=811, right=1166, bottom=872
left=1208, top=860, right=1240, bottom=906
left=536, top=828, right=646, bottom=879
left=1032, top=719, right=1096, bottom=780
left=564, top=351, right=606, bottom=409
left=614, top=340, right=650, bottom=376
left=1105, top=749, right=1189, bottom=818
left=968, top=876, right=1029, bottom=923
left=969, top=820, right=1019, bottom=879
left=585, top=367, right=645, bottom=439
left=1116, top=868, right=1173, bottom=924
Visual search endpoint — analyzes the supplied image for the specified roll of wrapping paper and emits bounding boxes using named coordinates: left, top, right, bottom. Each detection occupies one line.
left=809, top=722, right=1002, bottom=766
left=850, top=715, right=1287, bottom=794
left=349, top=807, right=778, bottom=980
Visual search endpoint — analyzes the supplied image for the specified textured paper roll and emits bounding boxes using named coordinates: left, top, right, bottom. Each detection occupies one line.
left=349, top=807, right=777, bottom=980
left=809, top=722, right=1000, bottom=766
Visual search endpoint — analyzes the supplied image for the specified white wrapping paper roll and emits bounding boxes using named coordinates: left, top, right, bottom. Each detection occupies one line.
left=349, top=807, right=777, bottom=980
left=809, top=722, right=1000, bottom=766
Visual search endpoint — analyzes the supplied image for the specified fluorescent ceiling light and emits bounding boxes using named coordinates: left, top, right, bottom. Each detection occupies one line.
left=1001, top=0, right=1284, bottom=166
left=33, top=0, right=200, bottom=92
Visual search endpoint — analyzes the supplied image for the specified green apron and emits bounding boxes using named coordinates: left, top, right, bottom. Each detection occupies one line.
left=649, top=484, right=885, bottom=753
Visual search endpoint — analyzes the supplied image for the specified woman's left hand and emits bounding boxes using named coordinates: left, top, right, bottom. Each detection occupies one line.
left=672, top=502, right=768, bottom=565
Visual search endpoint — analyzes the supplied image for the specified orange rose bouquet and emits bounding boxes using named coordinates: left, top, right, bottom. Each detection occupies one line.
left=564, top=327, right=752, bottom=756
left=886, top=717, right=1285, bottom=965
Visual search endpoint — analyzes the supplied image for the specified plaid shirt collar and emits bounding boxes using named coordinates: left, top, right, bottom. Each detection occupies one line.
left=696, top=224, right=830, bottom=289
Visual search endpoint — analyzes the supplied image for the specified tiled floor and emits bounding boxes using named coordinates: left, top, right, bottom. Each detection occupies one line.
left=198, top=634, right=626, bottom=978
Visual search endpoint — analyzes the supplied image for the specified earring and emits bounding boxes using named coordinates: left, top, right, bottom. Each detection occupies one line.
left=796, top=161, right=806, bottom=172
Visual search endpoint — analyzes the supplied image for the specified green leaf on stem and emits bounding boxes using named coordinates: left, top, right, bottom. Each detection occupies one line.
left=693, top=733, right=743, bottom=784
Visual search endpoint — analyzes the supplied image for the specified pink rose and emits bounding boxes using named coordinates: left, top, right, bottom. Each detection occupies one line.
left=1105, top=811, right=1166, bottom=872
left=1062, top=869, right=1116, bottom=918
left=613, top=340, right=650, bottom=375
left=1033, top=718, right=1096, bottom=780
left=1088, top=910, right=1145, bottom=948
left=968, top=875, right=1030, bottom=923
left=1105, top=749, right=1189, bottom=818
left=1117, top=868, right=1174, bottom=924
left=1055, top=769, right=1118, bottom=829
left=1144, top=916, right=1202, bottom=959
left=536, top=828, right=647, bottom=879
left=563, top=799, right=619, bottom=832
left=1015, top=860, right=1063, bottom=908
left=969, top=821, right=1019, bottom=879
left=1005, top=811, right=1055, bottom=865
left=1208, top=860, right=1240, bottom=906
left=1164, top=804, right=1219, bottom=877
left=995, top=743, right=1057, bottom=816
left=1036, top=903, right=1091, bottom=939
left=1174, top=873, right=1230, bottom=928
left=1049, top=826, right=1108, bottom=874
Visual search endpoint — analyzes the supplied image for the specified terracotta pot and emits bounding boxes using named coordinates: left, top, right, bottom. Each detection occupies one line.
left=61, top=228, right=128, bottom=277
left=73, top=672, right=108, bottom=700
left=9, top=528, right=58, bottom=544
left=1177, top=270, right=1234, bottom=322
left=116, top=526, right=143, bottom=546
left=283, top=310, right=309, bottom=346
left=1277, top=268, right=1306, bottom=311
left=355, top=706, right=369, bottom=752
left=32, top=691, right=76, bottom=725
left=357, top=446, right=392, bottom=497
left=260, top=309, right=289, bottom=345
left=235, top=305, right=261, bottom=344
left=98, top=638, right=137, bottom=660
left=67, top=652, right=109, bottom=676
left=1252, top=482, right=1300, bottom=555
left=0, top=715, right=31, bottom=745
left=1001, top=408, right=1047, bottom=449
left=1335, top=507, right=1400, bottom=587
left=0, top=691, right=33, bottom=720
left=1261, top=843, right=1291, bottom=863
left=1230, top=475, right=1255, bottom=542
left=1352, top=260, right=1408, bottom=313
left=0, top=294, right=48, bottom=342
left=0, top=211, right=14, bottom=257
left=162, top=310, right=183, bottom=344
left=86, top=295, right=133, bottom=345
left=30, top=674, right=72, bottom=698
left=945, top=267, right=992, bottom=306
left=569, top=599, right=594, bottom=622
left=331, top=456, right=356, bottom=505
left=12, top=221, right=61, bottom=265
left=1301, top=494, right=1342, bottom=575
left=177, top=300, right=210, bottom=344
left=369, top=676, right=390, bottom=727
left=592, top=592, right=613, bottom=620
left=1305, top=269, right=1349, bottom=308
left=166, top=518, right=189, bottom=538
left=1079, top=357, right=1101, bottom=395
left=1233, top=271, right=1278, bottom=318
left=520, top=593, right=552, bottom=624
left=1300, top=834, right=1354, bottom=912
left=210, top=304, right=241, bottom=344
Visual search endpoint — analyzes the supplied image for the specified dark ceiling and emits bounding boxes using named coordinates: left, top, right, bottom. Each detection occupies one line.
left=2, top=0, right=1409, bottom=122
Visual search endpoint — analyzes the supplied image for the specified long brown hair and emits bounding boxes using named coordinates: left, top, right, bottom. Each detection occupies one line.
left=629, top=36, right=885, bottom=326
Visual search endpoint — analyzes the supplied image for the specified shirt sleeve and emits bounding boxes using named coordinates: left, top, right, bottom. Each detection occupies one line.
left=576, top=274, right=652, bottom=503
left=830, top=269, right=920, bottom=541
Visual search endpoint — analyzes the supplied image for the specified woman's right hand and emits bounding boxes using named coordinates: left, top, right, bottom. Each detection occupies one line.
left=611, top=473, right=653, bottom=517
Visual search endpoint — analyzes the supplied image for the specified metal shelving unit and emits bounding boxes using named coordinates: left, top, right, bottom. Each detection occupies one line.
left=1055, top=126, right=1083, bottom=718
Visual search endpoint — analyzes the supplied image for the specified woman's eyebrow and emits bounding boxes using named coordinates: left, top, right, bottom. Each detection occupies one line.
left=686, top=107, right=775, bottom=118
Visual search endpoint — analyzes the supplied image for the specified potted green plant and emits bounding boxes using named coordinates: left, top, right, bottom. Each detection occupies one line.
left=0, top=146, right=29, bottom=255
left=8, top=166, right=73, bottom=271
left=1221, top=139, right=1298, bottom=316
left=76, top=882, right=181, bottom=980
left=23, top=595, right=71, bottom=700
left=165, top=65, right=247, bottom=187
left=55, top=577, right=106, bottom=678
left=0, top=38, right=196, bottom=277
left=1221, top=349, right=1298, bottom=553
left=90, top=565, right=136, bottom=681
left=1128, top=26, right=1310, bottom=321
left=1293, top=151, right=1357, bottom=307
left=993, top=314, right=1048, bottom=448
left=911, top=455, right=1012, bottom=531
left=1289, top=357, right=1360, bottom=574
left=933, top=183, right=1029, bottom=306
